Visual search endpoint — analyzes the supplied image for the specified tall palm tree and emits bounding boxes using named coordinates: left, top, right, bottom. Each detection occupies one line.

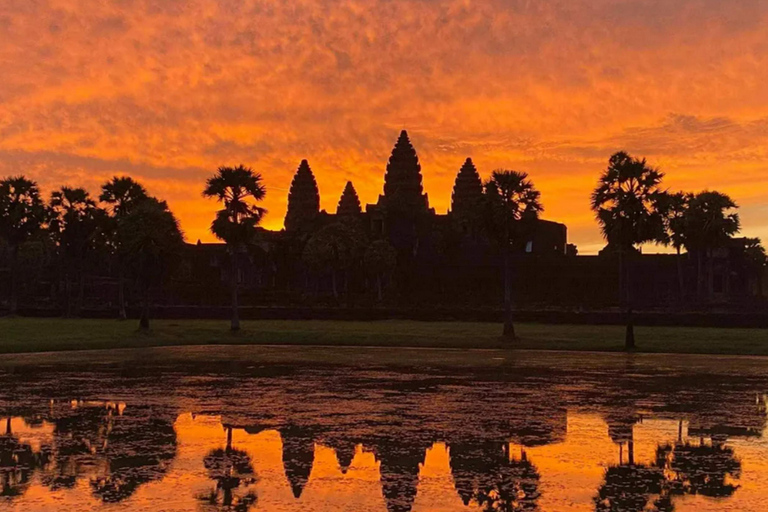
left=682, top=191, right=740, bottom=301
left=658, top=191, right=691, bottom=302
left=100, top=177, right=149, bottom=320
left=485, top=170, right=543, bottom=340
left=203, top=165, right=267, bottom=332
left=591, top=152, right=666, bottom=349
left=118, top=197, right=184, bottom=330
left=0, top=176, right=47, bottom=314
left=49, top=187, right=109, bottom=317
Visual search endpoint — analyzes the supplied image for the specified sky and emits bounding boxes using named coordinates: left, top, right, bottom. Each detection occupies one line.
left=1, top=0, right=767, bottom=253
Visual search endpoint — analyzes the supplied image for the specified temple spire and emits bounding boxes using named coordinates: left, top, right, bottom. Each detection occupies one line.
left=381, top=130, right=428, bottom=211
left=451, top=157, right=483, bottom=217
left=284, top=159, right=320, bottom=232
left=337, top=181, right=361, bottom=216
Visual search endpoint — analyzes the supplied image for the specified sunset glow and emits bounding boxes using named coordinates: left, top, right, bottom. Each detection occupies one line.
left=1, top=0, right=767, bottom=252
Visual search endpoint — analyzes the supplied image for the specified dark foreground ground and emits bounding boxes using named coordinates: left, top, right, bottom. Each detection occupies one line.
left=0, top=317, right=766, bottom=355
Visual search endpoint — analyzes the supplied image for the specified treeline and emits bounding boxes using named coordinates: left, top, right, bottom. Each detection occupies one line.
left=1, top=149, right=766, bottom=345
left=590, top=152, right=766, bottom=347
left=0, top=176, right=183, bottom=328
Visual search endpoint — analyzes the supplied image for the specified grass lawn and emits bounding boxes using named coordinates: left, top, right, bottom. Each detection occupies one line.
left=0, top=317, right=765, bottom=356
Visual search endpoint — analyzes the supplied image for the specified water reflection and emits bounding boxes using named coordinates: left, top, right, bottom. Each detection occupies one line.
left=0, top=350, right=767, bottom=511
left=1, top=417, right=42, bottom=500
left=449, top=442, right=540, bottom=511
left=199, top=427, right=258, bottom=511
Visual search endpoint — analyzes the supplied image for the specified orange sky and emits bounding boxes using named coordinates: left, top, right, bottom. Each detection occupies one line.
left=1, top=0, right=767, bottom=253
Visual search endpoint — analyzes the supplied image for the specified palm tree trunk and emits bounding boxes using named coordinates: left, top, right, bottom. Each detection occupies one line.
left=77, top=270, right=85, bottom=317
left=118, top=266, right=127, bottom=320
left=331, top=270, right=338, bottom=299
left=344, top=270, right=350, bottom=306
left=503, top=238, right=516, bottom=340
left=696, top=252, right=704, bottom=301
left=231, top=252, right=240, bottom=332
left=621, top=248, right=635, bottom=350
left=676, top=247, right=685, bottom=304
left=139, top=281, right=150, bottom=330
left=8, top=245, right=19, bottom=315
left=377, top=274, right=383, bottom=302
left=64, top=274, right=72, bottom=318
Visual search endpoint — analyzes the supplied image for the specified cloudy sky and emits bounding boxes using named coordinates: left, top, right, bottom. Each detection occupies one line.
left=1, top=0, right=767, bottom=252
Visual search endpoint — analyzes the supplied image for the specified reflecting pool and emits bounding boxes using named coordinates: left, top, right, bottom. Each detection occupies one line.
left=1, top=346, right=767, bottom=511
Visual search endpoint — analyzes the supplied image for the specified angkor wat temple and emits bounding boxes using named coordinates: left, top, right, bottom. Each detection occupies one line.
left=1, top=130, right=762, bottom=315
left=181, top=130, right=764, bottom=311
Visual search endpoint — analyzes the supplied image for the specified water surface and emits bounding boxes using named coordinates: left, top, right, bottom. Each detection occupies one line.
left=1, top=346, right=767, bottom=511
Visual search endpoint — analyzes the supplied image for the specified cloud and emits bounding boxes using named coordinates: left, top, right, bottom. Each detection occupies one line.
left=0, top=0, right=767, bottom=251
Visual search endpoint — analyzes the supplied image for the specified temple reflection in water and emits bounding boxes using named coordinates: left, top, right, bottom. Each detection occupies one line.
left=1, top=352, right=768, bottom=511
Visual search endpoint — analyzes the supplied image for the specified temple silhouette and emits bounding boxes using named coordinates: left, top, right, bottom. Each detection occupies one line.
left=1, top=130, right=763, bottom=315
left=182, top=129, right=764, bottom=311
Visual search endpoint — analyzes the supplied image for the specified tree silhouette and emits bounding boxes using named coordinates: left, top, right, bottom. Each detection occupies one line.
left=657, top=191, right=691, bottom=302
left=90, top=416, right=177, bottom=502
left=1, top=418, right=45, bottom=501
left=655, top=440, right=741, bottom=501
left=682, top=191, right=740, bottom=301
left=100, top=176, right=149, bottom=320
left=200, top=428, right=257, bottom=512
left=594, top=464, right=665, bottom=512
left=449, top=442, right=540, bottom=512
left=49, top=187, right=110, bottom=316
left=39, top=402, right=177, bottom=503
left=337, top=181, right=362, bottom=217
left=591, top=152, right=666, bottom=349
left=0, top=176, right=47, bottom=314
left=743, top=238, right=767, bottom=294
left=203, top=165, right=267, bottom=331
left=302, top=222, right=365, bottom=299
left=485, top=170, right=543, bottom=340
left=41, top=405, right=109, bottom=490
left=118, top=197, right=184, bottom=330
left=363, top=239, right=397, bottom=301
left=475, top=451, right=539, bottom=512
left=284, top=160, right=320, bottom=234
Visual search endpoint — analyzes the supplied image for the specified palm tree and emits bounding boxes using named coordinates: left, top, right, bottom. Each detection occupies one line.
left=485, top=170, right=543, bottom=340
left=591, top=152, right=666, bottom=349
left=119, top=197, right=184, bottom=330
left=49, top=187, right=110, bottom=317
left=100, top=177, right=149, bottom=320
left=0, top=176, right=47, bottom=314
left=200, top=428, right=257, bottom=512
left=682, top=191, right=740, bottom=301
left=743, top=238, right=767, bottom=295
left=658, top=191, right=691, bottom=302
left=203, top=166, right=267, bottom=332
left=302, top=222, right=365, bottom=300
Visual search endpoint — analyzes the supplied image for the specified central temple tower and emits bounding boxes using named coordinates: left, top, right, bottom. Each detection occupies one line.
left=378, top=130, right=430, bottom=213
